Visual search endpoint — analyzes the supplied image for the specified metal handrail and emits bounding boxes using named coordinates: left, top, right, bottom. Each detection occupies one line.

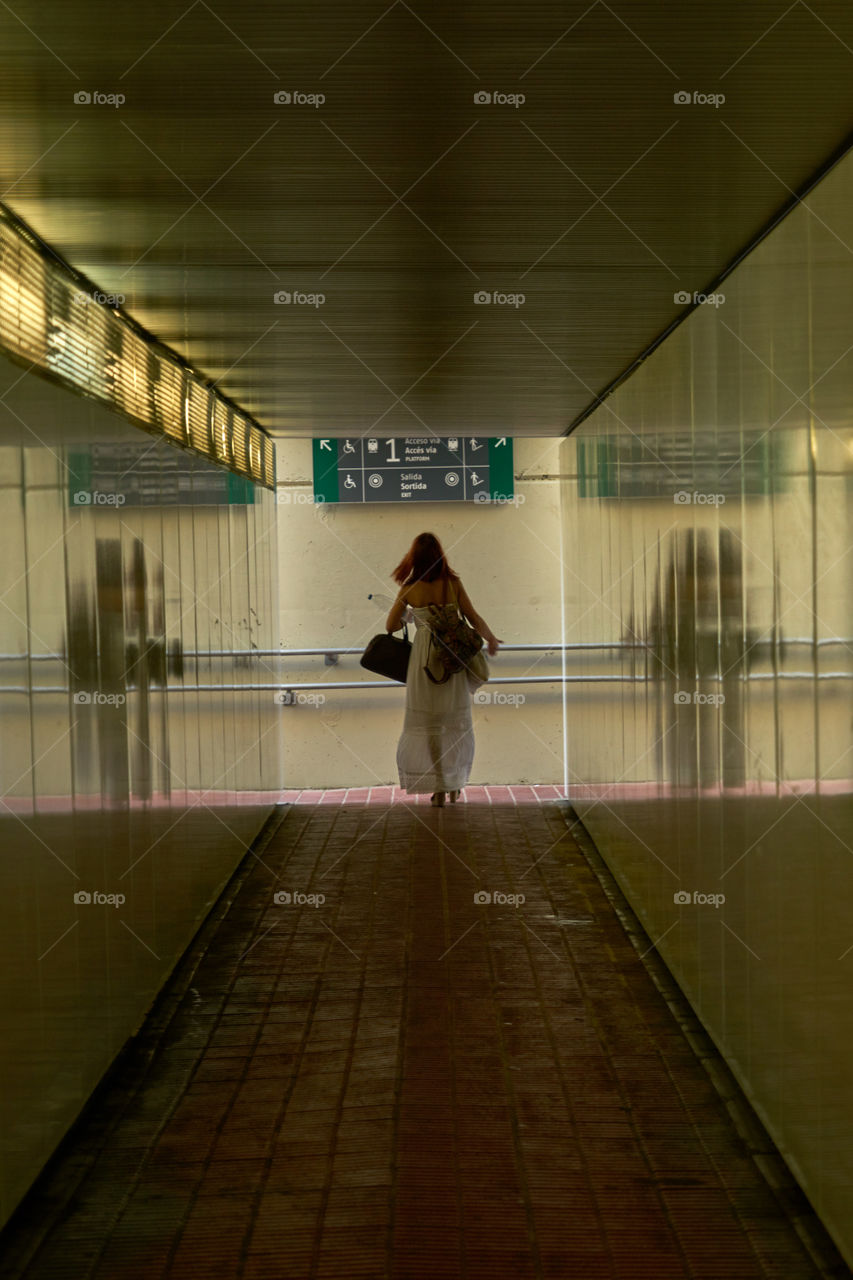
left=274, top=642, right=635, bottom=657
left=2, top=638, right=848, bottom=662
left=7, top=670, right=852, bottom=696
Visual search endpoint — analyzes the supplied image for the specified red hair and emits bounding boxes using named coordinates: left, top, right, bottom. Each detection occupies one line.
left=392, top=532, right=459, bottom=586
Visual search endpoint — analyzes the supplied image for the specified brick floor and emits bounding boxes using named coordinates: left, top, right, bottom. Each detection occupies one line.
left=277, top=785, right=567, bottom=805
left=2, top=801, right=845, bottom=1280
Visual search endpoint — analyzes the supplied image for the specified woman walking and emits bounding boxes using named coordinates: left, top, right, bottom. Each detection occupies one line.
left=386, top=532, right=501, bottom=807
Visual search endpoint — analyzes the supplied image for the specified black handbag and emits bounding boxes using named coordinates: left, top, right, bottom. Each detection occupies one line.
left=360, top=624, right=411, bottom=683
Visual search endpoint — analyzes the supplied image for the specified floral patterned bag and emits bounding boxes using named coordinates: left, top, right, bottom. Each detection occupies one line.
left=423, top=578, right=484, bottom=685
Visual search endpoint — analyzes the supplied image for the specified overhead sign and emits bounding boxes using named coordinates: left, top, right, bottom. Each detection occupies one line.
left=312, top=437, right=513, bottom=504
left=68, top=445, right=256, bottom=507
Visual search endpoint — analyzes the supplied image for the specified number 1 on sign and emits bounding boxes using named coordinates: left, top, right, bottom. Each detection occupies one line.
left=385, top=439, right=399, bottom=463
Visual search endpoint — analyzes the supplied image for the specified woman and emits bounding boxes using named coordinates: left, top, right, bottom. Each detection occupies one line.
left=386, top=532, right=502, bottom=807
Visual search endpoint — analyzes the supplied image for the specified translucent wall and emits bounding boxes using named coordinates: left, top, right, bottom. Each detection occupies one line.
left=0, top=366, right=282, bottom=1226
left=560, top=150, right=853, bottom=1263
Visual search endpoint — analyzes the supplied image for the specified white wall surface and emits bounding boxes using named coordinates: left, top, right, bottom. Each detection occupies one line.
left=276, top=438, right=567, bottom=788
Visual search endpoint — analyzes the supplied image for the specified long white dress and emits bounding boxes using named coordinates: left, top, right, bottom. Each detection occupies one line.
left=396, top=603, right=475, bottom=794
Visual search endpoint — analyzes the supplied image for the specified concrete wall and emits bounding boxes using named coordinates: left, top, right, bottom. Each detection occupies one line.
left=276, top=438, right=566, bottom=788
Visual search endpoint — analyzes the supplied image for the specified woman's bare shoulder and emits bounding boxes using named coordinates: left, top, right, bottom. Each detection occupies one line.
left=404, top=578, right=458, bottom=605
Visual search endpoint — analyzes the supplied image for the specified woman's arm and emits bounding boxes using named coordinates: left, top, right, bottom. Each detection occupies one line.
left=456, top=580, right=503, bottom=656
left=385, top=586, right=409, bottom=633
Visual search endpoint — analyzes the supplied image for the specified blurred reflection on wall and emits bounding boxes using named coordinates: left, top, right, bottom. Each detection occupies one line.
left=631, top=527, right=754, bottom=791
left=562, top=144, right=853, bottom=1266
left=68, top=535, right=173, bottom=807
left=0, top=409, right=281, bottom=1230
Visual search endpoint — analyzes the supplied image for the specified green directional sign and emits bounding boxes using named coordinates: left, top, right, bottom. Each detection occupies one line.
left=312, top=436, right=514, bottom=504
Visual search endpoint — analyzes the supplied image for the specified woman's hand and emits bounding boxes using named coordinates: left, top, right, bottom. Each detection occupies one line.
left=457, top=581, right=501, bottom=658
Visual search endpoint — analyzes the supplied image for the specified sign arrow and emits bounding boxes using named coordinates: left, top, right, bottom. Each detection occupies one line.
left=320, top=440, right=332, bottom=451
left=495, top=437, right=506, bottom=447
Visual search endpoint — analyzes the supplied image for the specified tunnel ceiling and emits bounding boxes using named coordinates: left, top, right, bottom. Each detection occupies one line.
left=2, top=0, right=853, bottom=439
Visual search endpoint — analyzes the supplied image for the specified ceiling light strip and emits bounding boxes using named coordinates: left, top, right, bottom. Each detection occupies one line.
left=0, top=207, right=275, bottom=490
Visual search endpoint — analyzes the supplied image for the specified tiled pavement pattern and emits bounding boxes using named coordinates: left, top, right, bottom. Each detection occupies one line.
left=277, top=785, right=568, bottom=805
left=3, top=800, right=843, bottom=1280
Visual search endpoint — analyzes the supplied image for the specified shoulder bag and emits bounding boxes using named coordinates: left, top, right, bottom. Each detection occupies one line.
left=424, top=578, right=486, bottom=686
left=360, top=624, right=411, bottom=683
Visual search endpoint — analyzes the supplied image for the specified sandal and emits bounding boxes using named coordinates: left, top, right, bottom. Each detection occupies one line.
left=430, top=792, right=446, bottom=807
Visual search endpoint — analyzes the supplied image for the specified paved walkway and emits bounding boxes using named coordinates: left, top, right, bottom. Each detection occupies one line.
left=276, top=785, right=568, bottom=805
left=3, top=800, right=844, bottom=1279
